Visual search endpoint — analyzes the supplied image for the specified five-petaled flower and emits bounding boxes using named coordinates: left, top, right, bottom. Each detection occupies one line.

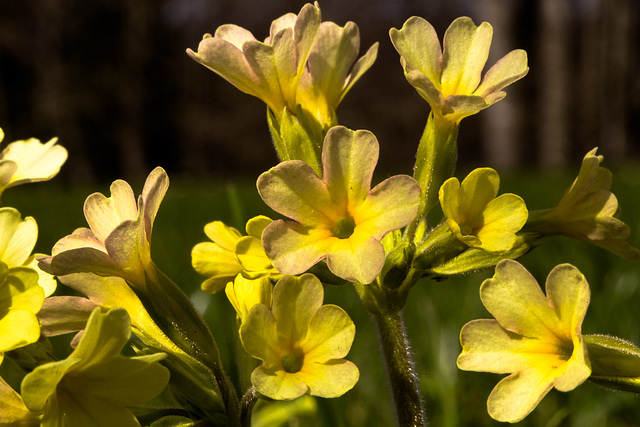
left=39, top=167, right=169, bottom=289
left=457, top=260, right=591, bottom=422
left=0, top=128, right=68, bottom=200
left=390, top=16, right=528, bottom=124
left=192, top=216, right=280, bottom=294
left=240, top=274, right=358, bottom=400
left=439, top=168, right=528, bottom=253
left=257, top=126, right=420, bottom=284
left=21, top=308, right=170, bottom=427
left=525, top=148, right=640, bottom=260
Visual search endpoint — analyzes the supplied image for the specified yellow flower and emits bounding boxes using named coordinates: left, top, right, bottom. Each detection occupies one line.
left=526, top=148, right=640, bottom=260
left=0, top=128, right=68, bottom=199
left=186, top=3, right=321, bottom=118
left=225, top=275, right=273, bottom=323
left=192, top=215, right=280, bottom=294
left=40, top=167, right=169, bottom=289
left=390, top=17, right=528, bottom=124
left=240, top=274, right=358, bottom=400
left=21, top=308, right=170, bottom=427
left=257, top=126, right=420, bottom=284
left=457, top=260, right=591, bottom=422
left=0, top=376, right=40, bottom=426
left=439, top=168, right=527, bottom=253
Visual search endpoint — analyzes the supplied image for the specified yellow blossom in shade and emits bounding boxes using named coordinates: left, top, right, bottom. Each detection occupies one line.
left=39, top=167, right=169, bottom=289
left=390, top=17, right=528, bottom=124
left=296, top=20, right=378, bottom=128
left=257, top=126, right=420, bottom=284
left=21, top=308, right=170, bottom=427
left=225, top=275, right=273, bottom=323
left=439, top=168, right=527, bottom=253
left=186, top=3, right=321, bottom=118
left=0, top=376, right=41, bottom=426
left=457, top=260, right=591, bottom=423
left=526, top=148, right=640, bottom=260
left=0, top=128, right=68, bottom=199
left=240, top=274, right=358, bottom=400
left=0, top=265, right=44, bottom=356
left=192, top=215, right=280, bottom=294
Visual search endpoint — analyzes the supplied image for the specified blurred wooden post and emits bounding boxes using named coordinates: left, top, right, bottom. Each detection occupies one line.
left=480, top=0, right=521, bottom=169
left=538, top=0, right=570, bottom=168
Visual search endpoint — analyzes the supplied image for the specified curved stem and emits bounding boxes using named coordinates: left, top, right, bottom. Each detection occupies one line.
left=240, top=387, right=259, bottom=427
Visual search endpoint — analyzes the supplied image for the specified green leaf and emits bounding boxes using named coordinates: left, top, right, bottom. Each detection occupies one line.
left=586, top=334, right=640, bottom=393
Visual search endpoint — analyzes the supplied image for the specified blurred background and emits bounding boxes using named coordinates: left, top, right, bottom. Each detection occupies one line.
left=1, top=1, right=640, bottom=426
left=1, top=0, right=639, bottom=182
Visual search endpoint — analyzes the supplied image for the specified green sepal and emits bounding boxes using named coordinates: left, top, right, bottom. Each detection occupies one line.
left=586, top=334, right=640, bottom=394
left=306, top=261, right=350, bottom=286
left=380, top=240, right=415, bottom=289
left=149, top=415, right=199, bottom=426
left=426, top=234, right=533, bottom=277
left=267, top=106, right=324, bottom=176
left=411, top=222, right=467, bottom=271
left=5, top=335, right=56, bottom=372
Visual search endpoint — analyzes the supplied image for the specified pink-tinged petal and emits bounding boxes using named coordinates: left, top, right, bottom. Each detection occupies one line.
left=324, top=236, right=385, bottom=284
left=323, top=127, right=377, bottom=208
left=389, top=16, right=443, bottom=89
left=544, top=264, right=590, bottom=337
left=84, top=180, right=137, bottom=244
left=262, top=221, right=333, bottom=276
left=52, top=228, right=104, bottom=255
left=290, top=3, right=321, bottom=76
left=474, top=49, right=529, bottom=99
left=441, top=17, right=492, bottom=97
left=273, top=275, right=324, bottom=345
left=215, top=24, right=257, bottom=49
left=258, top=161, right=335, bottom=227
left=404, top=70, right=445, bottom=112
left=487, top=368, right=555, bottom=423
left=267, top=13, right=297, bottom=43
left=141, top=167, right=169, bottom=241
left=46, top=247, right=123, bottom=278
left=480, top=260, right=557, bottom=339
left=103, top=218, right=147, bottom=282
left=38, top=296, right=101, bottom=336
left=298, top=359, right=359, bottom=398
left=303, top=304, right=355, bottom=361
left=243, top=40, right=287, bottom=113
left=355, top=174, right=420, bottom=238
left=271, top=28, right=298, bottom=103
left=442, top=95, right=488, bottom=121
left=251, top=366, right=308, bottom=400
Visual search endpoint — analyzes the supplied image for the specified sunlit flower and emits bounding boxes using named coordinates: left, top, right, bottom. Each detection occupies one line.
left=225, top=275, right=273, bottom=323
left=457, top=260, right=591, bottom=422
left=390, top=17, right=528, bottom=124
left=240, top=274, right=358, bottom=400
left=439, top=168, right=527, bottom=253
left=0, top=128, right=68, bottom=199
left=39, top=167, right=169, bottom=289
left=0, top=376, right=40, bottom=426
left=186, top=3, right=321, bottom=118
left=192, top=215, right=280, bottom=294
left=258, top=126, right=420, bottom=284
left=21, top=308, right=170, bottom=427
left=296, top=20, right=378, bottom=127
left=0, top=265, right=43, bottom=357
left=526, top=148, right=640, bottom=260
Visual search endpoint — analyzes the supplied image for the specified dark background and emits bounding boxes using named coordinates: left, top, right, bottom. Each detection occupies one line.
left=1, top=0, right=638, bottom=183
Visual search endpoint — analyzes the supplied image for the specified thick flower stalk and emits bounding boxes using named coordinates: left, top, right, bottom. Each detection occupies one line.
left=390, top=16, right=528, bottom=125
left=21, top=308, right=170, bottom=427
left=0, top=128, right=68, bottom=201
left=192, top=215, right=280, bottom=294
left=526, top=148, right=640, bottom=260
left=439, top=167, right=527, bottom=253
left=240, top=274, right=358, bottom=400
left=457, top=260, right=591, bottom=422
left=257, top=126, right=420, bottom=284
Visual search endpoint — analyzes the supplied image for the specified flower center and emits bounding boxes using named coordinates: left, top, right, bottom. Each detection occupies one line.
left=281, top=348, right=305, bottom=373
left=460, top=225, right=474, bottom=236
left=332, top=216, right=356, bottom=239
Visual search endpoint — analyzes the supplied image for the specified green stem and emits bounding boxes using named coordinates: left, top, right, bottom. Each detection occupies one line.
left=240, top=387, right=259, bottom=427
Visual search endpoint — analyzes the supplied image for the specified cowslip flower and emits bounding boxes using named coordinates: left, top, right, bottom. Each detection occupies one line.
left=21, top=308, right=170, bottom=427
left=390, top=17, right=528, bottom=124
left=186, top=3, right=321, bottom=118
left=225, top=275, right=273, bottom=323
left=457, top=260, right=591, bottom=422
left=439, top=168, right=527, bottom=253
left=0, top=376, right=40, bottom=426
left=526, top=148, right=640, bottom=260
left=39, top=167, right=169, bottom=289
left=296, top=20, right=378, bottom=128
left=0, top=128, right=68, bottom=199
left=240, top=274, right=358, bottom=400
left=257, top=126, right=420, bottom=284
left=192, top=215, right=280, bottom=294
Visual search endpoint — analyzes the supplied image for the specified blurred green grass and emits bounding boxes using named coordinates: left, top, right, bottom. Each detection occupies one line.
left=4, top=165, right=640, bottom=426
